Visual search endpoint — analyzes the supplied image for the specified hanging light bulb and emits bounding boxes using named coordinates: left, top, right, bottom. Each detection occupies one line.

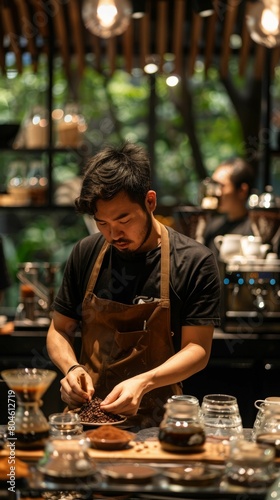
left=193, top=0, right=214, bottom=17
left=82, top=0, right=132, bottom=39
left=246, top=0, right=280, bottom=48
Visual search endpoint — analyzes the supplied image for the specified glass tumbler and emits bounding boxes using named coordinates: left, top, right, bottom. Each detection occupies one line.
left=201, top=394, right=243, bottom=442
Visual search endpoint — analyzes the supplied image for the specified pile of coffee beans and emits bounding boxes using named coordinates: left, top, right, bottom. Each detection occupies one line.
left=74, top=396, right=123, bottom=424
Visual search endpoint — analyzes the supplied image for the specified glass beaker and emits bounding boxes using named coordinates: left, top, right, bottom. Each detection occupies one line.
left=158, top=397, right=205, bottom=453
left=201, top=394, right=243, bottom=442
left=1, top=368, right=56, bottom=449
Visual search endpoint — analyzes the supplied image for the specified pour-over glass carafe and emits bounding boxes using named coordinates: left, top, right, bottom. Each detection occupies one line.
left=1, top=368, right=56, bottom=450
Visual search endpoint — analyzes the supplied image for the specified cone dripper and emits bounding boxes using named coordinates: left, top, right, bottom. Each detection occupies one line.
left=1, top=368, right=56, bottom=449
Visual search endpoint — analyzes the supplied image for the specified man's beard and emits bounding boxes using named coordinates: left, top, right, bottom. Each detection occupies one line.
left=114, top=210, right=153, bottom=258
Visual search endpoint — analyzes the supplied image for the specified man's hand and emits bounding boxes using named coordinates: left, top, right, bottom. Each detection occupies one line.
left=100, top=378, right=146, bottom=416
left=60, top=368, right=94, bottom=409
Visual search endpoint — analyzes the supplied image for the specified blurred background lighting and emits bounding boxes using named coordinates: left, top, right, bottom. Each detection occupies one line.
left=246, top=0, right=280, bottom=48
left=166, top=75, right=180, bottom=87
left=193, top=0, right=214, bottom=17
left=82, top=0, right=132, bottom=39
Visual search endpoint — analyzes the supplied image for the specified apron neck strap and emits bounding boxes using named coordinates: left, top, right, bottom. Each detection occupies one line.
left=85, top=222, right=170, bottom=301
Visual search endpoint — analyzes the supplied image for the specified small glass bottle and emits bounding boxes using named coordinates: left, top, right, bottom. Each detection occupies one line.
left=158, top=397, right=205, bottom=453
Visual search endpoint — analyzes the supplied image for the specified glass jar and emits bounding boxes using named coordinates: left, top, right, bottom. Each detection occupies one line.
left=253, top=397, right=280, bottom=441
left=55, top=103, right=86, bottom=147
left=23, top=106, right=49, bottom=148
left=201, top=394, right=243, bottom=442
left=158, top=397, right=205, bottom=453
left=255, top=407, right=280, bottom=457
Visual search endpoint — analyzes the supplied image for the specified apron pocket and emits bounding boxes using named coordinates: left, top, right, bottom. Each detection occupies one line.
left=108, top=329, right=149, bottom=365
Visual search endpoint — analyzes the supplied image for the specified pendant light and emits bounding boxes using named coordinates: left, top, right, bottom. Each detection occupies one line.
left=82, top=0, right=132, bottom=39
left=246, top=0, right=280, bottom=48
left=193, top=0, right=214, bottom=17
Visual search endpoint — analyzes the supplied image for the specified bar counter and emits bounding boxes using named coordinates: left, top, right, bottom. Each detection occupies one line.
left=0, top=429, right=278, bottom=500
left=0, top=328, right=280, bottom=426
left=0, top=329, right=280, bottom=499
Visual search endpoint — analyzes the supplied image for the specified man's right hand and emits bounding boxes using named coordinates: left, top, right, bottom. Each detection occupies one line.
left=60, top=368, right=94, bottom=409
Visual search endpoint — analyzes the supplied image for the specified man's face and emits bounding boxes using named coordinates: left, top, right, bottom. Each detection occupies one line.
left=94, top=191, right=154, bottom=254
left=212, top=166, right=239, bottom=214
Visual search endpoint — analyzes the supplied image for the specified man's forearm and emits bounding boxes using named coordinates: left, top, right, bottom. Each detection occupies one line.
left=47, top=324, right=79, bottom=376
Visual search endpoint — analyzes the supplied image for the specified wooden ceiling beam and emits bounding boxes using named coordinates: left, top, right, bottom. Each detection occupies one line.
left=15, top=0, right=38, bottom=71
left=172, top=0, right=185, bottom=76
left=219, top=1, right=239, bottom=78
left=156, top=0, right=168, bottom=72
left=204, top=10, right=217, bottom=77
left=49, top=0, right=71, bottom=79
left=189, top=12, right=203, bottom=76
left=67, top=0, right=86, bottom=77
left=29, top=0, right=49, bottom=49
left=122, top=20, right=133, bottom=74
left=239, top=4, right=252, bottom=78
left=0, top=0, right=276, bottom=84
left=139, top=3, right=150, bottom=70
left=2, top=0, right=23, bottom=73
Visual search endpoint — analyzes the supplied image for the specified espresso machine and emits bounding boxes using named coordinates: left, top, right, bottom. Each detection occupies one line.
left=219, top=188, right=280, bottom=333
left=219, top=256, right=280, bottom=333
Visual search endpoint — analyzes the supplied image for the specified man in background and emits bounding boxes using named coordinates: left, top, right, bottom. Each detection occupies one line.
left=201, top=157, right=255, bottom=258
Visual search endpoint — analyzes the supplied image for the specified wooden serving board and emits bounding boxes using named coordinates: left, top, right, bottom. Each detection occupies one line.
left=0, top=440, right=230, bottom=464
left=3, top=439, right=280, bottom=465
left=87, top=439, right=230, bottom=463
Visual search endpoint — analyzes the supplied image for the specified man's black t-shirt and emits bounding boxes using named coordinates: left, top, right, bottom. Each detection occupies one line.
left=53, top=226, right=221, bottom=352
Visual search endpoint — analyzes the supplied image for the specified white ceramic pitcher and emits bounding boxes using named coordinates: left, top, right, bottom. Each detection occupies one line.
left=214, top=234, right=242, bottom=261
left=241, top=236, right=270, bottom=258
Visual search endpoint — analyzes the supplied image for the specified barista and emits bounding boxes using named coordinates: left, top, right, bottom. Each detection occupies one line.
left=200, top=157, right=256, bottom=259
left=46, top=142, right=221, bottom=429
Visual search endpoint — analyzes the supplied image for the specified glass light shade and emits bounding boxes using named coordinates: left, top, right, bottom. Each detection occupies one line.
left=193, top=0, right=214, bottom=17
left=246, top=0, right=280, bottom=48
left=82, top=0, right=132, bottom=39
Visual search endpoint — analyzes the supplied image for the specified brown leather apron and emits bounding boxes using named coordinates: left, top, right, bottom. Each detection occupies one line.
left=79, top=223, right=182, bottom=428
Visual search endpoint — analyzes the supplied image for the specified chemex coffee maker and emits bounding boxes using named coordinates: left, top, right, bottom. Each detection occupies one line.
left=216, top=188, right=280, bottom=333
left=15, top=261, right=60, bottom=329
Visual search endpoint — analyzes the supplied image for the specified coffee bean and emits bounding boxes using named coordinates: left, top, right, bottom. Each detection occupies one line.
left=73, top=397, right=123, bottom=424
